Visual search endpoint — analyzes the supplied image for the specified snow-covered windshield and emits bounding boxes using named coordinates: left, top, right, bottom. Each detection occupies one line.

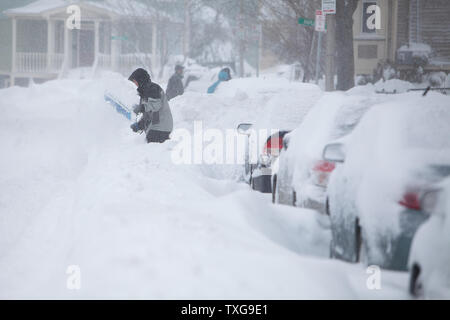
left=393, top=103, right=450, bottom=151
left=331, top=102, right=373, bottom=140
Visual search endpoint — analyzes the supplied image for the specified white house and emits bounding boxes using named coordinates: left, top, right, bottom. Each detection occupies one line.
left=1, top=0, right=182, bottom=86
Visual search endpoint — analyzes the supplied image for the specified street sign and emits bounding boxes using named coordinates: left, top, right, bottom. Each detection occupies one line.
left=322, top=0, right=336, bottom=14
left=315, top=10, right=326, bottom=32
left=298, top=17, right=315, bottom=27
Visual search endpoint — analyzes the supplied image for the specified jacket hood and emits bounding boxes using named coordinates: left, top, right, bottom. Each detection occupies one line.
left=129, top=68, right=151, bottom=88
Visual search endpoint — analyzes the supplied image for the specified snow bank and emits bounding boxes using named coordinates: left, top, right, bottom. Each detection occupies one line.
left=0, top=76, right=134, bottom=252
left=171, top=77, right=322, bottom=180
left=0, top=72, right=410, bottom=299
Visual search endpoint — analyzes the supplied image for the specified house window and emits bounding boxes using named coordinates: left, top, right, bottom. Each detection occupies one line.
left=358, top=45, right=378, bottom=59
left=362, top=0, right=378, bottom=34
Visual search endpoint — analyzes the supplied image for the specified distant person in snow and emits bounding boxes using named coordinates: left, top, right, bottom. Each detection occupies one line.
left=166, top=64, right=185, bottom=101
left=207, top=67, right=232, bottom=94
left=128, top=68, right=173, bottom=143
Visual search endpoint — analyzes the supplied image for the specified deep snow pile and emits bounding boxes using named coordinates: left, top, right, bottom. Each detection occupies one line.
left=0, top=73, right=409, bottom=299
left=328, top=91, right=450, bottom=265
left=180, top=76, right=321, bottom=132
left=171, top=77, right=322, bottom=180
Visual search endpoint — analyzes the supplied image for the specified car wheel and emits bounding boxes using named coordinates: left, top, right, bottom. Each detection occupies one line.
left=272, top=175, right=277, bottom=203
left=409, top=263, right=423, bottom=298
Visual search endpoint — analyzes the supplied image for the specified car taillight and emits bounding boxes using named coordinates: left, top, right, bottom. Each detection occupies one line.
left=311, top=160, right=336, bottom=187
left=263, top=136, right=283, bottom=157
left=399, top=192, right=421, bottom=211
left=313, top=160, right=336, bottom=173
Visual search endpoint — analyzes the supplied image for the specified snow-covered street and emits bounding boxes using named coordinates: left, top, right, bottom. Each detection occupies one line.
left=0, top=74, right=410, bottom=299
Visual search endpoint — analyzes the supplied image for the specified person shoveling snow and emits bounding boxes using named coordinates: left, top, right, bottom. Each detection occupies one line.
left=207, top=68, right=232, bottom=94
left=128, top=68, right=173, bottom=143
left=166, top=64, right=185, bottom=101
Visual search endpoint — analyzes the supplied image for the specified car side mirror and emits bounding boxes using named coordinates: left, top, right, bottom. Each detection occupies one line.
left=237, top=123, right=253, bottom=135
left=323, top=143, right=346, bottom=163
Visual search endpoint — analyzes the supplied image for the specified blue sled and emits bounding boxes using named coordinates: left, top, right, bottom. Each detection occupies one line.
left=104, top=92, right=132, bottom=121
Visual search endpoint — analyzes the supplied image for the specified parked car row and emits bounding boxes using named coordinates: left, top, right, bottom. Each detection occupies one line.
left=237, top=91, right=450, bottom=298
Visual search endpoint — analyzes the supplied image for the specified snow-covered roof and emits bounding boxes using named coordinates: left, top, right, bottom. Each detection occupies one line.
left=4, top=0, right=160, bottom=19
left=89, top=0, right=158, bottom=17
left=5, top=0, right=68, bottom=15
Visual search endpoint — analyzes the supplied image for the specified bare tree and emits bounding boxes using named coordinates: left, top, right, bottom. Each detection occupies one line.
left=335, top=0, right=359, bottom=90
left=260, top=0, right=321, bottom=81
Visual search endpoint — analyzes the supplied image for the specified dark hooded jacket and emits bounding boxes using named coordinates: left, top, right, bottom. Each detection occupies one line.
left=128, top=68, right=173, bottom=134
left=166, top=73, right=184, bottom=101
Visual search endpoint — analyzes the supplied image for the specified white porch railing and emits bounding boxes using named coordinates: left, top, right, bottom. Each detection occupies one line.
left=15, top=52, right=157, bottom=76
left=16, top=52, right=64, bottom=73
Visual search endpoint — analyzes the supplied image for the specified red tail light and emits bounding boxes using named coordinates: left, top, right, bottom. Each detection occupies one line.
left=313, top=160, right=336, bottom=173
left=311, top=160, right=336, bottom=187
left=263, top=136, right=283, bottom=156
left=399, top=192, right=421, bottom=211
left=399, top=192, right=422, bottom=210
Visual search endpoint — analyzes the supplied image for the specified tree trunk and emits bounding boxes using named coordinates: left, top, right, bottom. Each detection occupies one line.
left=184, top=0, right=192, bottom=58
left=335, top=0, right=359, bottom=91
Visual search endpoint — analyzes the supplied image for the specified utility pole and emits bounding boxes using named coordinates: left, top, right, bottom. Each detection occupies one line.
left=239, top=0, right=245, bottom=77
left=257, top=0, right=263, bottom=78
left=257, top=24, right=262, bottom=78
left=315, top=31, right=323, bottom=84
left=183, top=0, right=191, bottom=59
left=325, top=13, right=335, bottom=91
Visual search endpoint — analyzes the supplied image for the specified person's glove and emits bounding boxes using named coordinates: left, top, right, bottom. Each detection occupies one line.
left=133, top=104, right=145, bottom=115
left=130, top=122, right=141, bottom=133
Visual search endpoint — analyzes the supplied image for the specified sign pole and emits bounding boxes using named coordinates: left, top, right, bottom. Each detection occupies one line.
left=322, top=0, right=336, bottom=91
left=325, top=12, right=336, bottom=91
left=314, top=10, right=326, bottom=85
left=315, top=31, right=322, bottom=84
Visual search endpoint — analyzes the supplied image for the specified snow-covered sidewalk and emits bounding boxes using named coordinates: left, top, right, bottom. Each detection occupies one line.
left=0, top=74, right=409, bottom=299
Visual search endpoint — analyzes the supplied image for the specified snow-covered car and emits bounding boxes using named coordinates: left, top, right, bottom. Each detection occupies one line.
left=272, top=93, right=377, bottom=212
left=408, top=177, right=450, bottom=298
left=237, top=123, right=289, bottom=193
left=325, top=93, right=450, bottom=271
